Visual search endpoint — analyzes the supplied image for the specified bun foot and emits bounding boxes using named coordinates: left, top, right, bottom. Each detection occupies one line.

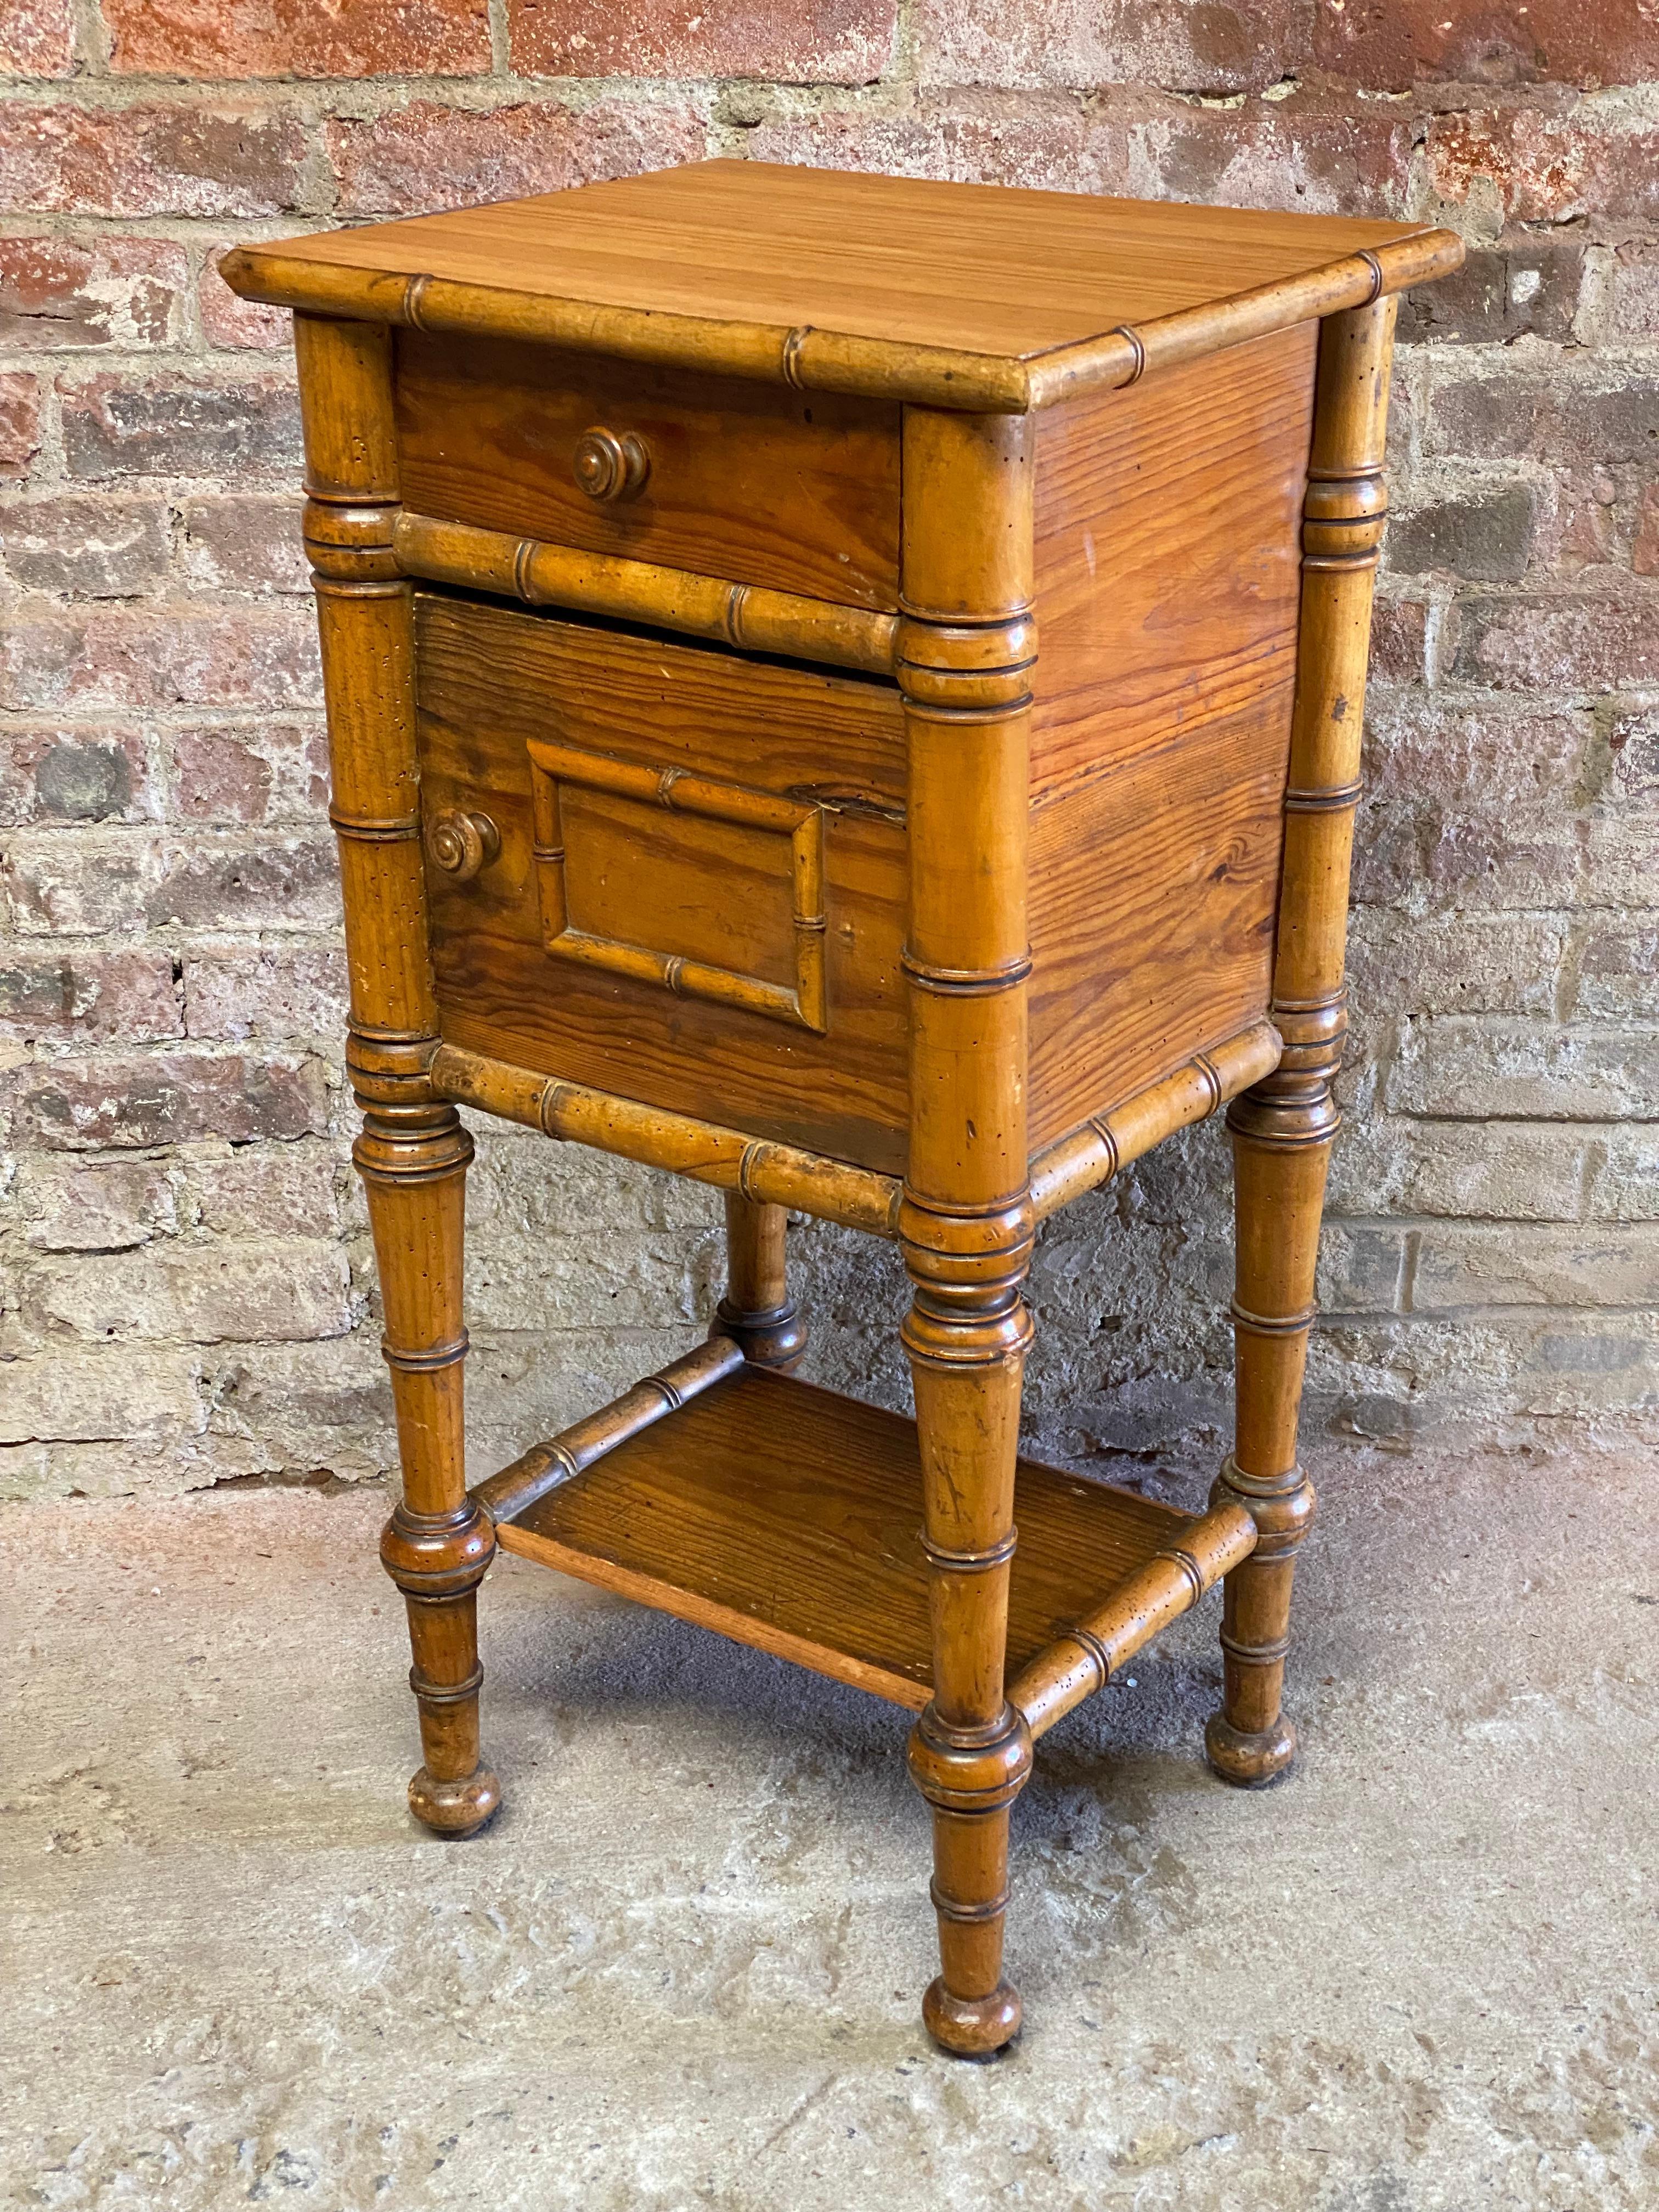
left=922, top=1977, right=1023, bottom=2058
left=1205, top=1712, right=1296, bottom=1787
left=408, top=1764, right=501, bottom=1837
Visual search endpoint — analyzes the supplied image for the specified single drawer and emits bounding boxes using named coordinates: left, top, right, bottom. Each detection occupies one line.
left=415, top=592, right=911, bottom=1175
left=394, top=333, right=902, bottom=612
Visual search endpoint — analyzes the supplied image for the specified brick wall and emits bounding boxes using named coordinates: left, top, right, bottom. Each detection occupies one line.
left=3, top=1, right=1655, bottom=1504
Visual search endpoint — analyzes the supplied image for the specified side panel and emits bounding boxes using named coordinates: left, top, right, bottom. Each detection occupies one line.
left=1026, top=324, right=1317, bottom=1143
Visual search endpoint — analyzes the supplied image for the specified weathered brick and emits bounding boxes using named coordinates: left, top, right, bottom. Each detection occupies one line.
left=1388, top=1017, right=1659, bottom=1119
left=198, top=249, right=291, bottom=351
left=0, top=235, right=190, bottom=351
left=20, top=1155, right=180, bottom=1252
left=1448, top=594, right=1659, bottom=692
left=198, top=1335, right=392, bottom=1481
left=326, top=95, right=708, bottom=218
left=1314, top=0, right=1659, bottom=90
left=1427, top=369, right=1659, bottom=469
left=1127, top=88, right=1413, bottom=214
left=105, top=0, right=492, bottom=79
left=0, top=0, right=74, bottom=76
left=1425, top=105, right=1659, bottom=223
left=0, top=101, right=309, bottom=217
left=510, top=0, right=895, bottom=81
left=1367, top=595, right=1430, bottom=683
left=744, top=101, right=1131, bottom=195
left=2, top=1051, right=330, bottom=1150
left=22, top=1238, right=352, bottom=1345
left=167, top=721, right=328, bottom=825
left=1424, top=804, right=1580, bottom=911
left=1610, top=706, right=1659, bottom=800
left=0, top=1349, right=200, bottom=1448
left=177, top=493, right=308, bottom=592
left=0, top=947, right=182, bottom=1042
left=2, top=830, right=159, bottom=935
left=1387, top=483, right=1537, bottom=583
left=1532, top=469, right=1624, bottom=582
left=189, top=1141, right=341, bottom=1238
left=181, top=946, right=348, bottom=1041
left=145, top=834, right=342, bottom=933
left=915, top=0, right=1310, bottom=94
left=1610, top=240, right=1659, bottom=342
left=0, top=371, right=42, bottom=477
left=1330, top=1113, right=1591, bottom=1222
left=1, top=495, right=171, bottom=596
left=0, top=727, right=157, bottom=825
left=1572, top=918, right=1659, bottom=1020
left=1578, top=806, right=1659, bottom=914
left=1347, top=909, right=1566, bottom=1017
left=1413, top=1221, right=1659, bottom=1311
left=1317, top=1222, right=1409, bottom=1312
left=0, top=602, right=321, bottom=712
left=1592, top=1126, right=1659, bottom=1221
left=1635, top=483, right=1659, bottom=578
left=1398, top=238, right=1583, bottom=345
left=58, top=371, right=302, bottom=478
left=1363, top=697, right=1588, bottom=806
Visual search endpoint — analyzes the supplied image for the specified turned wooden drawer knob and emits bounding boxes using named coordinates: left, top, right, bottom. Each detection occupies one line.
left=425, top=808, right=500, bottom=883
left=573, top=426, right=651, bottom=503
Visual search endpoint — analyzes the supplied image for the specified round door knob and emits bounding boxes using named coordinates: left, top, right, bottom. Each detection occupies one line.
left=573, top=426, right=650, bottom=504
left=425, top=808, right=500, bottom=884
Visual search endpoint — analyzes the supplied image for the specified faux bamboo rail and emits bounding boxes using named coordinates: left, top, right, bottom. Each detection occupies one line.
left=471, top=1335, right=744, bottom=1526
left=1008, top=1500, right=1258, bottom=1738
left=430, top=1026, right=1283, bottom=1239
left=1028, top=1020, right=1283, bottom=1220
left=222, top=228, right=1462, bottom=415
left=394, top=511, right=898, bottom=675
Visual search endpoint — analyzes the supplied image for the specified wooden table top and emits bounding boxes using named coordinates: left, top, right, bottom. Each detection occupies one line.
left=242, top=157, right=1438, bottom=362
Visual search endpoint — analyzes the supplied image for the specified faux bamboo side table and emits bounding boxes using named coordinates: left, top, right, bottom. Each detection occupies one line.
left=224, top=164, right=1460, bottom=2056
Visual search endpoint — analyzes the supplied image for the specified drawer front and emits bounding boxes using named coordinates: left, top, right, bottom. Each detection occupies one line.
left=415, top=593, right=910, bottom=1175
left=395, top=333, right=902, bottom=612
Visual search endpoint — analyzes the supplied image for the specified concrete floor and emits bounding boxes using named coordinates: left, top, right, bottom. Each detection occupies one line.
left=4, top=1444, right=1655, bottom=2210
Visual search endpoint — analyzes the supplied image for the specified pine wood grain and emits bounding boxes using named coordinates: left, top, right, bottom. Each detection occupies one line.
left=496, top=1365, right=1198, bottom=1711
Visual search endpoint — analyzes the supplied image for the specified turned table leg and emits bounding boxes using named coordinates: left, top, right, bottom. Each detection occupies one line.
left=711, top=1192, right=806, bottom=1372
left=1206, top=294, right=1397, bottom=1787
left=295, top=309, right=498, bottom=1836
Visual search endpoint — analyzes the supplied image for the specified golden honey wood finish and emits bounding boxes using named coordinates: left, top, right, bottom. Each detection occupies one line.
left=1205, top=297, right=1398, bottom=1791
left=1008, top=1501, right=1258, bottom=1739
left=896, top=405, right=1037, bottom=2057
left=222, top=160, right=1460, bottom=414
left=392, top=510, right=898, bottom=675
left=295, top=312, right=498, bottom=1840
left=712, top=1192, right=808, bottom=1373
left=471, top=1335, right=746, bottom=1527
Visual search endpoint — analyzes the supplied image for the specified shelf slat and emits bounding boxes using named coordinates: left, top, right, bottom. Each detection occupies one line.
left=495, top=1367, right=1207, bottom=1710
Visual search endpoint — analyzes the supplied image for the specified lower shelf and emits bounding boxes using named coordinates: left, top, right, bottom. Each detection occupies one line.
left=494, top=1365, right=1214, bottom=1711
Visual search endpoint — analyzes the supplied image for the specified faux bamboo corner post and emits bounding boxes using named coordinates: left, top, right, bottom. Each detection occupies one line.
left=230, top=160, right=1461, bottom=2055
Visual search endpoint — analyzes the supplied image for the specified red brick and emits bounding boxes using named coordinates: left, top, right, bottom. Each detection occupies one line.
left=199, top=248, right=291, bottom=351
left=177, top=493, right=308, bottom=592
left=510, top=0, right=895, bottom=82
left=1426, top=370, right=1659, bottom=469
left=328, top=96, right=708, bottom=217
left=0, top=949, right=182, bottom=1043
left=1426, top=107, right=1659, bottom=223
left=0, top=0, right=74, bottom=75
left=0, top=101, right=308, bottom=217
left=168, top=721, right=329, bottom=825
left=1397, top=236, right=1583, bottom=345
left=2, top=830, right=160, bottom=934
left=746, top=102, right=1133, bottom=195
left=105, top=0, right=490, bottom=80
left=1634, top=483, right=1659, bottom=578
left=21, top=1156, right=180, bottom=1253
left=1449, top=593, right=1659, bottom=692
left=2, top=495, right=172, bottom=596
left=190, top=1143, right=341, bottom=1237
left=0, top=372, right=43, bottom=477
left=915, top=0, right=1311, bottom=95
left=0, top=726, right=157, bottom=825
left=0, top=602, right=321, bottom=713
left=146, top=833, right=342, bottom=933
left=182, top=946, right=349, bottom=1041
left=1128, top=87, right=1413, bottom=214
left=1532, top=470, right=1624, bottom=581
left=1313, top=0, right=1659, bottom=90
left=0, top=236, right=190, bottom=351
left=1367, top=595, right=1430, bottom=682
left=59, top=371, right=302, bottom=478
left=2, top=1051, right=329, bottom=1149
left=1364, top=698, right=1588, bottom=805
